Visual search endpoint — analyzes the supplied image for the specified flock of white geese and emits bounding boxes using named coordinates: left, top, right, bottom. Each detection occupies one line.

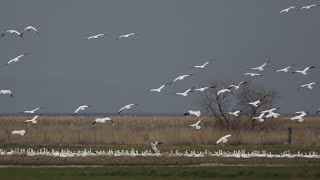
left=1, top=4, right=320, bottom=147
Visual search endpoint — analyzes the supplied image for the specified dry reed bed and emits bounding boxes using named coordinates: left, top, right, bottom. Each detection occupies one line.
left=0, top=116, right=319, bottom=146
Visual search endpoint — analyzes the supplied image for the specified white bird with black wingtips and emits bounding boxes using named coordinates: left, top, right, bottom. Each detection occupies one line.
left=169, top=74, right=193, bottom=85
left=184, top=110, right=201, bottom=118
left=151, top=141, right=162, bottom=153
left=229, top=81, right=247, bottom=90
left=1, top=29, right=23, bottom=38
left=86, top=33, right=105, bottom=40
left=0, top=90, right=13, bottom=97
left=276, top=65, right=294, bottom=73
left=191, top=59, right=213, bottom=69
left=176, top=87, right=195, bottom=97
left=21, top=26, right=40, bottom=37
left=189, top=118, right=205, bottom=130
left=92, top=117, right=114, bottom=125
left=252, top=113, right=265, bottom=122
left=217, top=88, right=232, bottom=96
left=290, top=111, right=307, bottom=123
left=3, top=53, right=29, bottom=66
left=228, top=110, right=242, bottom=117
left=194, top=86, right=216, bottom=92
left=117, top=104, right=137, bottom=115
left=149, top=83, right=168, bottom=93
left=301, top=4, right=318, bottom=10
left=300, top=82, right=318, bottom=90
left=251, top=60, right=270, bottom=71
left=293, top=66, right=315, bottom=75
left=10, top=130, right=26, bottom=136
left=24, top=115, right=39, bottom=124
left=216, top=134, right=232, bottom=144
left=73, top=105, right=91, bottom=116
left=116, top=33, right=138, bottom=39
left=244, top=73, right=261, bottom=77
left=280, top=6, right=296, bottom=14
left=249, top=96, right=266, bottom=107
left=24, top=107, right=45, bottom=114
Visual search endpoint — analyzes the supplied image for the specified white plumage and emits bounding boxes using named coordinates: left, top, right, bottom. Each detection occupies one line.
left=73, top=105, right=90, bottom=116
left=184, top=110, right=201, bottom=118
left=117, top=104, right=137, bottom=115
left=290, top=111, right=307, bottom=123
left=300, top=82, right=318, bottom=90
left=189, top=118, right=205, bottom=130
left=0, top=90, right=13, bottom=97
left=244, top=73, right=261, bottom=77
left=24, top=115, right=39, bottom=124
left=11, top=130, right=26, bottom=136
left=216, top=134, right=232, bottom=144
left=21, top=26, right=40, bottom=36
left=1, top=29, right=23, bottom=38
left=92, top=117, right=114, bottom=124
left=280, top=6, right=296, bottom=13
left=251, top=60, right=270, bottom=71
left=228, top=110, right=242, bottom=117
left=293, top=66, right=315, bottom=75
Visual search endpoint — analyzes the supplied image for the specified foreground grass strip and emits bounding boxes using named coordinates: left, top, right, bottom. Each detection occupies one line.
left=0, top=166, right=320, bottom=180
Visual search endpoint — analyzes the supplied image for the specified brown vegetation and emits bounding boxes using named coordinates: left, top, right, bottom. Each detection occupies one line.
left=0, top=116, right=319, bottom=147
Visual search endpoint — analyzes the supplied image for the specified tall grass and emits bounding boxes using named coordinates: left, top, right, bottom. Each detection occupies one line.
left=0, top=116, right=319, bottom=146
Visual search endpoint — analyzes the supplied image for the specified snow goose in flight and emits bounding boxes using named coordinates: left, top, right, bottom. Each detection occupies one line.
left=149, top=83, right=168, bottom=93
left=116, top=33, right=139, bottom=40
left=3, top=53, right=29, bottom=66
left=216, top=134, right=232, bottom=144
left=24, top=115, right=39, bottom=124
left=189, top=118, right=205, bottom=130
left=252, top=112, right=266, bottom=122
left=1, top=29, right=23, bottom=38
left=292, top=66, right=315, bottom=75
left=176, top=87, right=195, bottom=97
left=151, top=141, right=162, bottom=153
left=301, top=4, right=318, bottom=10
left=316, top=109, right=320, bottom=114
left=92, top=117, right=114, bottom=125
left=184, top=110, right=201, bottom=118
left=86, top=33, right=106, bottom=40
left=0, top=90, right=13, bottom=97
left=191, top=59, right=213, bottom=69
left=290, top=111, right=307, bottom=123
left=249, top=96, right=266, bottom=107
left=21, top=26, right=40, bottom=37
left=10, top=130, right=26, bottom=136
left=73, top=105, right=91, bottom=116
left=217, top=87, right=233, bottom=96
left=228, top=110, right=242, bottom=117
left=168, top=74, right=193, bottom=85
left=24, top=107, right=45, bottom=114
left=117, top=104, right=137, bottom=115
left=276, top=65, right=294, bottom=73
left=229, top=81, right=247, bottom=90
left=300, top=82, right=318, bottom=90
left=251, top=60, right=270, bottom=71
left=244, top=73, right=261, bottom=77
left=280, top=6, right=296, bottom=14
left=194, top=86, right=216, bottom=92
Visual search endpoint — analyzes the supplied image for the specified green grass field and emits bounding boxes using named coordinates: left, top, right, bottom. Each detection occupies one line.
left=0, top=166, right=320, bottom=180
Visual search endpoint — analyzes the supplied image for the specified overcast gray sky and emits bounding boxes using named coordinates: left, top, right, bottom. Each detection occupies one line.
left=0, top=0, right=319, bottom=114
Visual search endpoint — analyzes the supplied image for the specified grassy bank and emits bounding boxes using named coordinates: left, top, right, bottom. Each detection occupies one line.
left=0, top=166, right=320, bottom=180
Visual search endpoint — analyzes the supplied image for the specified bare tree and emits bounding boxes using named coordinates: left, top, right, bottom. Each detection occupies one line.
left=236, top=81, right=279, bottom=130
left=199, top=80, right=279, bottom=130
left=199, top=81, right=234, bottom=129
